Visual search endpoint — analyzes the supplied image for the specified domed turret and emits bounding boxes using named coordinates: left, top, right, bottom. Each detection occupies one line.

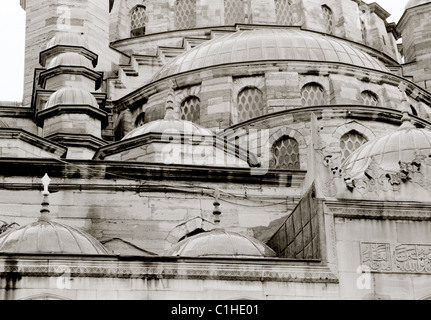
left=167, top=192, right=276, bottom=258
left=0, top=174, right=109, bottom=255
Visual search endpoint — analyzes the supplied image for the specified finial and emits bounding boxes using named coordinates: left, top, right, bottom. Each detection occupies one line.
left=213, top=188, right=221, bottom=226
left=39, top=174, right=51, bottom=222
left=41, top=173, right=51, bottom=195
left=164, top=85, right=180, bottom=120
left=398, top=83, right=416, bottom=130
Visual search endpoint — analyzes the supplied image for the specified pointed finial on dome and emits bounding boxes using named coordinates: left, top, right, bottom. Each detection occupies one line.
left=39, top=174, right=52, bottom=222
left=398, top=83, right=416, bottom=130
left=213, top=188, right=221, bottom=226
left=164, top=83, right=181, bottom=120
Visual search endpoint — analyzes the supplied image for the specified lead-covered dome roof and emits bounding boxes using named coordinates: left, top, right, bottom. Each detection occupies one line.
left=405, top=0, right=431, bottom=9
left=47, top=52, right=94, bottom=69
left=0, top=220, right=109, bottom=255
left=152, top=28, right=389, bottom=81
left=45, top=87, right=99, bottom=109
left=167, top=229, right=277, bottom=258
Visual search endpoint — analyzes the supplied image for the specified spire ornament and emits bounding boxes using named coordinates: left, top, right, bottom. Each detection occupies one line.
left=39, top=174, right=52, bottom=222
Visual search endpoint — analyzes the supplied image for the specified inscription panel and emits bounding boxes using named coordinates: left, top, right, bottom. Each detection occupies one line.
left=361, top=242, right=431, bottom=274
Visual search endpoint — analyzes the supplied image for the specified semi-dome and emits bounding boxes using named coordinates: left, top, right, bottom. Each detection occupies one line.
left=167, top=229, right=277, bottom=258
left=45, top=87, right=99, bottom=109
left=152, top=28, right=389, bottom=81
left=0, top=220, right=109, bottom=255
left=47, top=52, right=94, bottom=69
left=46, top=32, right=89, bottom=49
left=405, top=0, right=431, bottom=9
left=341, top=119, right=431, bottom=177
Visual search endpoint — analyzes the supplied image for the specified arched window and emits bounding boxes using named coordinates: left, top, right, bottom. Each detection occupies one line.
left=340, top=131, right=368, bottom=162
left=271, top=136, right=300, bottom=170
left=181, top=96, right=201, bottom=123
left=135, top=112, right=146, bottom=127
left=361, top=90, right=379, bottom=107
left=130, top=5, right=147, bottom=37
left=175, top=0, right=197, bottom=29
left=301, top=83, right=326, bottom=107
left=224, top=0, right=246, bottom=24
left=275, top=0, right=295, bottom=25
left=237, top=87, right=264, bottom=123
left=322, top=5, right=334, bottom=35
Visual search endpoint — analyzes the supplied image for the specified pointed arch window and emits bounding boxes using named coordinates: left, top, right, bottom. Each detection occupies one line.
left=224, top=0, right=246, bottom=24
left=361, top=90, right=379, bottom=107
left=175, top=0, right=197, bottom=29
left=340, top=131, right=368, bottom=163
left=130, top=5, right=147, bottom=37
left=271, top=136, right=300, bottom=170
left=275, top=0, right=295, bottom=25
left=180, top=96, right=201, bottom=123
left=237, top=87, right=264, bottom=123
left=322, top=5, right=334, bottom=35
left=301, top=83, right=327, bottom=107
left=135, top=112, right=146, bottom=127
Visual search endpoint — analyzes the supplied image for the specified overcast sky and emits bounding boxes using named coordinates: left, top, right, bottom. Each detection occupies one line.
left=0, top=0, right=409, bottom=101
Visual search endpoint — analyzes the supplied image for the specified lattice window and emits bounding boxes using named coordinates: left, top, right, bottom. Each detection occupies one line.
left=340, top=131, right=368, bottom=163
left=181, top=96, right=201, bottom=123
left=131, top=6, right=147, bottom=37
left=271, top=136, right=300, bottom=170
left=322, top=5, right=334, bottom=35
left=224, top=0, right=246, bottom=24
left=301, top=83, right=326, bottom=107
left=175, top=0, right=197, bottom=29
left=361, top=91, right=379, bottom=107
left=237, top=87, right=264, bottom=123
left=275, top=0, right=295, bottom=25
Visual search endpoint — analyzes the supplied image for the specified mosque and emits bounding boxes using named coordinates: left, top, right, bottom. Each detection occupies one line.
left=0, top=0, right=431, bottom=300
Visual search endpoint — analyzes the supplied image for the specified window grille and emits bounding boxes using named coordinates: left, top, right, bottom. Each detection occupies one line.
left=131, top=6, right=147, bottom=37
left=175, top=0, right=197, bottom=29
left=237, top=87, right=264, bottom=123
left=301, top=83, right=326, bottom=107
left=340, top=131, right=368, bottom=162
left=361, top=91, right=379, bottom=107
left=271, top=136, right=300, bottom=170
left=322, top=5, right=334, bottom=34
left=275, top=0, right=295, bottom=25
left=181, top=96, right=201, bottom=123
left=224, top=0, right=246, bottom=24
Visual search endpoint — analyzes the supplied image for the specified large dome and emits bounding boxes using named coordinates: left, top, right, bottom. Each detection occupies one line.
left=45, top=87, right=99, bottom=109
left=152, top=28, right=389, bottom=81
left=167, top=229, right=277, bottom=258
left=0, top=220, right=109, bottom=255
left=405, top=0, right=431, bottom=9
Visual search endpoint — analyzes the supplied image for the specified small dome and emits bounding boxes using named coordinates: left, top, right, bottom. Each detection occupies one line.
left=0, top=220, right=109, bottom=255
left=46, top=32, right=88, bottom=49
left=405, top=0, right=431, bottom=9
left=152, top=29, right=389, bottom=81
left=123, top=119, right=214, bottom=140
left=167, top=229, right=277, bottom=258
left=45, top=87, right=99, bottom=109
left=47, top=52, right=93, bottom=69
left=341, top=121, right=431, bottom=177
